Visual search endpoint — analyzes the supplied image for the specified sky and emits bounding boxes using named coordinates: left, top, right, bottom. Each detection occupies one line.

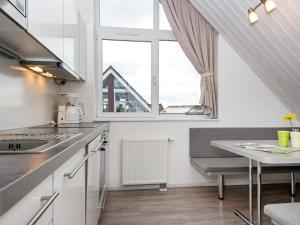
left=100, top=0, right=201, bottom=108
left=100, top=0, right=153, bottom=29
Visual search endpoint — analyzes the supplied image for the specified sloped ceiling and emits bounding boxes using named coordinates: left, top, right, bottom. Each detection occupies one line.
left=191, top=0, right=300, bottom=115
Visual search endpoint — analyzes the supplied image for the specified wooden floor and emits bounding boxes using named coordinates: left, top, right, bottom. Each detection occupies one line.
left=100, top=184, right=299, bottom=225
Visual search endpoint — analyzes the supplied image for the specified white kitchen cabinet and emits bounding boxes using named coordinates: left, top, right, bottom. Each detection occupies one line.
left=63, top=0, right=80, bottom=74
left=79, top=13, right=87, bottom=81
left=0, top=175, right=54, bottom=225
left=27, top=0, right=86, bottom=80
left=86, top=135, right=103, bottom=225
left=53, top=148, right=86, bottom=225
left=86, top=131, right=109, bottom=225
left=27, top=0, right=64, bottom=60
left=99, top=134, right=109, bottom=212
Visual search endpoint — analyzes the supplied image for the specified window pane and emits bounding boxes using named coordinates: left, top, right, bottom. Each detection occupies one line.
left=159, top=41, right=202, bottom=115
left=102, top=40, right=152, bottom=113
left=100, top=0, right=153, bottom=29
left=159, top=3, right=171, bottom=30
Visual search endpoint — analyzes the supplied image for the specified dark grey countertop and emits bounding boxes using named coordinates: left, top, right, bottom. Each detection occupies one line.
left=0, top=122, right=109, bottom=216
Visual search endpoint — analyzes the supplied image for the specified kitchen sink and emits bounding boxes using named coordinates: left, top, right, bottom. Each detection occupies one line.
left=0, top=133, right=82, bottom=154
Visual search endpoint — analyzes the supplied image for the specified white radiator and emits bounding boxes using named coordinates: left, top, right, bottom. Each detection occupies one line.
left=122, top=138, right=169, bottom=185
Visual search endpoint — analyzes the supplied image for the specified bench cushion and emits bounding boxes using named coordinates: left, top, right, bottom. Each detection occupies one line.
left=191, top=157, right=249, bottom=175
left=264, top=203, right=300, bottom=225
left=191, top=157, right=300, bottom=176
left=190, top=127, right=294, bottom=158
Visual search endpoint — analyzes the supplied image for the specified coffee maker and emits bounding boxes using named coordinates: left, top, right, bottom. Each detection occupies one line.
left=57, top=93, right=84, bottom=124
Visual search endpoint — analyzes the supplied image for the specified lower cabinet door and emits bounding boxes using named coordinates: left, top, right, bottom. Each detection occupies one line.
left=53, top=148, right=86, bottom=225
left=86, top=135, right=102, bottom=225
left=0, top=175, right=54, bottom=225
left=99, top=139, right=108, bottom=214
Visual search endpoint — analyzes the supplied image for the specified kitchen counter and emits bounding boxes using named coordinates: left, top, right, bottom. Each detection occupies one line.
left=0, top=122, right=109, bottom=216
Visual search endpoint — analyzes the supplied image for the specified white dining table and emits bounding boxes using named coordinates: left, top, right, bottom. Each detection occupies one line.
left=210, top=140, right=300, bottom=225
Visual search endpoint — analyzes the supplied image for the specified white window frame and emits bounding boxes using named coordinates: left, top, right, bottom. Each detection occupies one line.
left=94, top=0, right=216, bottom=121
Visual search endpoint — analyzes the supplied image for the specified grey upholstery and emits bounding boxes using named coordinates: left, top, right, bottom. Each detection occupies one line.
left=190, top=127, right=292, bottom=158
left=191, top=157, right=249, bottom=175
left=189, top=128, right=300, bottom=199
left=191, top=158, right=300, bottom=176
left=189, top=127, right=300, bottom=175
left=264, top=203, right=300, bottom=225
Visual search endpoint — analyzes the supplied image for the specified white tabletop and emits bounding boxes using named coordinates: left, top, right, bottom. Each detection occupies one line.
left=211, top=140, right=300, bottom=164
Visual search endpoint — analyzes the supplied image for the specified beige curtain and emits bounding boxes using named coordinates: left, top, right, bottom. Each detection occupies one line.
left=160, top=0, right=218, bottom=118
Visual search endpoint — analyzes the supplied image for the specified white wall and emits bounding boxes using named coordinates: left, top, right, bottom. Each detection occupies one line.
left=105, top=37, right=295, bottom=189
left=0, top=59, right=58, bottom=130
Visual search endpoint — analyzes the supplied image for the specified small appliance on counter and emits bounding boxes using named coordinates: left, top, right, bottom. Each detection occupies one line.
left=57, top=93, right=85, bottom=124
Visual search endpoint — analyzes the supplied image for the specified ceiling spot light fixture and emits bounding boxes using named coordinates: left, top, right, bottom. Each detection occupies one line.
left=248, top=0, right=276, bottom=24
left=248, top=8, right=259, bottom=24
left=264, top=0, right=277, bottom=13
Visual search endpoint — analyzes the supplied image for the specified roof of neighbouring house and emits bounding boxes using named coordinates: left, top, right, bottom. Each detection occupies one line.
left=102, top=66, right=151, bottom=112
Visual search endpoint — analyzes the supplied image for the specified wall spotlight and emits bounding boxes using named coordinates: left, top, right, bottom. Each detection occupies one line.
left=264, top=0, right=277, bottom=13
left=248, top=8, right=259, bottom=24
left=248, top=0, right=276, bottom=25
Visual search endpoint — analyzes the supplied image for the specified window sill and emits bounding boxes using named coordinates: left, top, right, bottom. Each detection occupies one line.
left=94, top=115, right=218, bottom=122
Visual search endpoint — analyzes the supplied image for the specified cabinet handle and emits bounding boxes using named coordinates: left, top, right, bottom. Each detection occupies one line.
left=100, top=141, right=109, bottom=151
left=96, top=138, right=105, bottom=152
left=91, top=138, right=105, bottom=153
left=27, top=191, right=60, bottom=225
left=64, top=152, right=93, bottom=179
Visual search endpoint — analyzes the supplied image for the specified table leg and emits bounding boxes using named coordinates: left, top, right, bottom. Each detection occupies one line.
left=234, top=159, right=254, bottom=225
left=257, top=162, right=262, bottom=225
left=290, top=172, right=296, bottom=197
left=249, top=159, right=253, bottom=223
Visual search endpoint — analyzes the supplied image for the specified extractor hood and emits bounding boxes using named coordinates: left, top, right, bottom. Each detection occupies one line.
left=0, top=44, right=20, bottom=59
left=0, top=2, right=80, bottom=81
left=20, top=60, right=80, bottom=80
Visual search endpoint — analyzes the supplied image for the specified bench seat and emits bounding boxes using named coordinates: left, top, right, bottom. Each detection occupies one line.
left=191, top=157, right=249, bottom=175
left=191, top=157, right=300, bottom=176
left=189, top=128, right=300, bottom=200
left=264, top=203, right=300, bottom=225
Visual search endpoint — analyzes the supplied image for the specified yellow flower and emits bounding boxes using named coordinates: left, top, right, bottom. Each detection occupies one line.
left=282, top=113, right=297, bottom=122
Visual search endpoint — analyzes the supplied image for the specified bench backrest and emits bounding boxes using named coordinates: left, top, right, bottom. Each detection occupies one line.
left=190, top=127, right=291, bottom=158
